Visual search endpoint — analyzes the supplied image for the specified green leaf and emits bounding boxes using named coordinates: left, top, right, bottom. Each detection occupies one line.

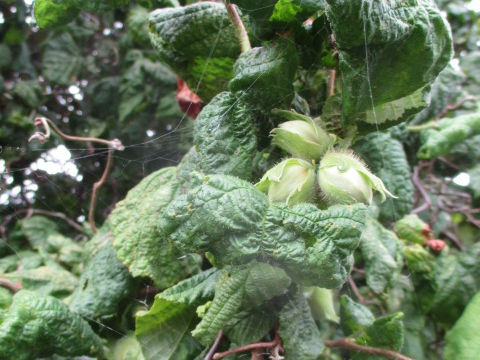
left=194, top=92, right=257, bottom=179
left=34, top=0, right=80, bottom=28
left=279, top=289, right=324, bottom=360
left=418, top=113, right=480, bottom=159
left=467, top=164, right=480, bottom=199
left=229, top=0, right=276, bottom=38
left=41, top=32, right=83, bottom=85
left=360, top=217, right=402, bottom=293
left=20, top=216, right=86, bottom=268
left=444, top=291, right=480, bottom=360
left=358, top=87, right=429, bottom=132
left=340, top=295, right=374, bottom=335
left=224, top=306, right=276, bottom=345
left=354, top=132, right=414, bottom=221
left=111, top=167, right=201, bottom=289
left=68, top=243, right=135, bottom=320
left=8, top=265, right=78, bottom=298
left=136, top=300, right=198, bottom=360
left=325, top=0, right=453, bottom=120
left=70, top=0, right=129, bottom=12
left=192, top=262, right=291, bottom=345
left=159, top=267, right=221, bottom=306
left=270, top=0, right=324, bottom=25
left=12, top=80, right=42, bottom=108
left=149, top=2, right=243, bottom=100
left=354, top=312, right=405, bottom=360
left=0, top=287, right=13, bottom=309
left=0, top=290, right=103, bottom=359
left=161, top=173, right=367, bottom=287
left=408, top=243, right=480, bottom=323
left=127, top=6, right=150, bottom=45
left=0, top=44, right=12, bottom=68
left=135, top=268, right=220, bottom=358
left=229, top=39, right=299, bottom=111
left=107, top=333, right=145, bottom=360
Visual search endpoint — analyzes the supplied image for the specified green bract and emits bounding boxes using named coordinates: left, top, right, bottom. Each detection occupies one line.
left=271, top=114, right=332, bottom=160
left=256, top=158, right=315, bottom=205
left=318, top=151, right=395, bottom=205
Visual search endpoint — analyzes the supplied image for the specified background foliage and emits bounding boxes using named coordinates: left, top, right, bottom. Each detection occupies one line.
left=1, top=0, right=480, bottom=359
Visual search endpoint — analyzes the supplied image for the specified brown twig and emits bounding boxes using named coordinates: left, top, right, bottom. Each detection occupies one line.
left=348, top=276, right=366, bottom=303
left=28, top=117, right=124, bottom=233
left=442, top=230, right=465, bottom=251
left=205, top=330, right=224, bottom=360
left=88, top=149, right=114, bottom=233
left=0, top=279, right=20, bottom=293
left=324, top=338, right=413, bottom=360
left=327, top=69, right=336, bottom=97
left=225, top=2, right=251, bottom=53
left=213, top=340, right=279, bottom=359
left=436, top=95, right=477, bottom=120
left=213, top=325, right=283, bottom=360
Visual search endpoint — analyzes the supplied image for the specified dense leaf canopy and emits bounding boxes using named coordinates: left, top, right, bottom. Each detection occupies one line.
left=1, top=0, right=480, bottom=359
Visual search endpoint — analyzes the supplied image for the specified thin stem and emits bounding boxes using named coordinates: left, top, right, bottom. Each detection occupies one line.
left=29, top=117, right=123, bottom=233
left=0, top=279, right=20, bottom=294
left=88, top=149, right=114, bottom=233
left=225, top=3, right=251, bottom=53
left=213, top=340, right=278, bottom=359
left=327, top=69, right=336, bottom=97
left=324, top=338, right=413, bottom=360
left=30, top=117, right=124, bottom=150
left=205, top=330, right=224, bottom=360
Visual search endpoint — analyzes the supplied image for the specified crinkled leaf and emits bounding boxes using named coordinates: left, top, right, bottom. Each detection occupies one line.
left=224, top=306, right=276, bottom=345
left=229, top=39, right=299, bottom=111
left=354, top=312, right=405, bottom=360
left=325, top=0, right=452, bottom=120
left=279, top=289, right=324, bottom=360
left=354, top=132, right=414, bottom=221
left=9, top=265, right=78, bottom=298
left=408, top=243, right=480, bottom=323
left=360, top=217, right=402, bottom=293
left=340, top=295, right=375, bottom=335
left=0, top=287, right=12, bottom=309
left=68, top=243, right=135, bottom=320
left=136, top=299, right=197, bottom=360
left=42, top=32, right=83, bottom=85
left=444, top=291, right=480, bottom=360
left=34, top=0, right=80, bottom=28
left=192, top=262, right=290, bottom=345
left=0, top=290, right=103, bottom=359
left=135, top=267, right=220, bottom=358
left=418, top=113, right=480, bottom=159
left=160, top=173, right=367, bottom=287
left=149, top=2, right=243, bottom=100
left=193, top=92, right=257, bottom=179
left=111, top=167, right=201, bottom=289
left=159, top=267, right=221, bottom=306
